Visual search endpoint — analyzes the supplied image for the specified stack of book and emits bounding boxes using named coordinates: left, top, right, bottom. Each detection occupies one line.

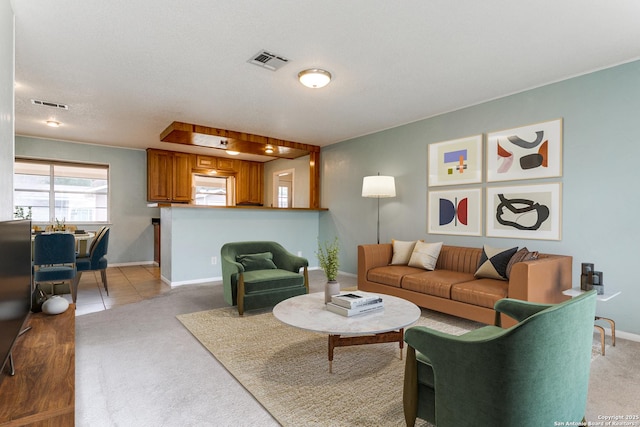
left=326, top=291, right=383, bottom=317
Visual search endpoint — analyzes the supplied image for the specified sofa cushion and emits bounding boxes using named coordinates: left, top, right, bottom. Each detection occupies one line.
left=368, top=265, right=425, bottom=288
left=402, top=270, right=475, bottom=298
left=237, top=252, right=278, bottom=271
left=408, top=241, right=443, bottom=270
left=435, top=245, right=483, bottom=274
left=505, top=247, right=539, bottom=279
left=390, top=239, right=418, bottom=265
left=474, top=245, right=518, bottom=280
left=242, top=269, right=304, bottom=292
left=451, top=279, right=509, bottom=309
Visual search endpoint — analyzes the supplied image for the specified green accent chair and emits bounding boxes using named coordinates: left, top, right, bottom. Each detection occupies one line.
left=403, top=290, right=597, bottom=427
left=221, top=241, right=309, bottom=315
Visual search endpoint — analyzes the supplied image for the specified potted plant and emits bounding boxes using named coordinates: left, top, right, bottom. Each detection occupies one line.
left=317, top=237, right=340, bottom=303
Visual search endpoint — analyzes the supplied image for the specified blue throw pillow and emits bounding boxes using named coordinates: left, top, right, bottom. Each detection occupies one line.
left=237, top=252, right=278, bottom=271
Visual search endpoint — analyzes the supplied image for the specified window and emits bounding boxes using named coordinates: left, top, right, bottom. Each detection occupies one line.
left=14, top=159, right=109, bottom=224
left=192, top=174, right=235, bottom=206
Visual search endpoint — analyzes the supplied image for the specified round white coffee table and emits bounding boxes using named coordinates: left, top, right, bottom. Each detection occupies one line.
left=273, top=291, right=421, bottom=373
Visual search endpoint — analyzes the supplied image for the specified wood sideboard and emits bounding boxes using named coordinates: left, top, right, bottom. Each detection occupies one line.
left=0, top=305, right=75, bottom=426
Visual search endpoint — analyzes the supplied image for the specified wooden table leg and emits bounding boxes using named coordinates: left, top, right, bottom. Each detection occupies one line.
left=594, top=324, right=606, bottom=355
left=327, top=330, right=404, bottom=373
left=595, top=316, right=616, bottom=347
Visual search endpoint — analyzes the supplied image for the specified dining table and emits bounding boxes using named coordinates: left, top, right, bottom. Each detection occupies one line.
left=32, top=231, right=96, bottom=256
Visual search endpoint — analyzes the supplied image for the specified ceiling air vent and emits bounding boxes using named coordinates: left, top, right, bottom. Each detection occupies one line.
left=31, top=99, right=69, bottom=110
left=247, top=50, right=290, bottom=71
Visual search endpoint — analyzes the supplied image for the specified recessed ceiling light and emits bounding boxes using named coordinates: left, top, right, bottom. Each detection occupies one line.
left=298, top=68, right=332, bottom=89
left=46, top=120, right=61, bottom=128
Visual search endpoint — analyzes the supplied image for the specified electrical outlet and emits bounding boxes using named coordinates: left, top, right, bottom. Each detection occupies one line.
left=211, top=256, right=217, bottom=265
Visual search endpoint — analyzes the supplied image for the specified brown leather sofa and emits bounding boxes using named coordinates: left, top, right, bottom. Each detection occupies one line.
left=358, top=243, right=572, bottom=326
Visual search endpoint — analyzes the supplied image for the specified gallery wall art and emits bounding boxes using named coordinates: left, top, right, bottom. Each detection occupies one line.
left=427, top=188, right=482, bottom=236
left=486, top=119, right=562, bottom=182
left=486, top=183, right=562, bottom=240
left=428, top=135, right=483, bottom=186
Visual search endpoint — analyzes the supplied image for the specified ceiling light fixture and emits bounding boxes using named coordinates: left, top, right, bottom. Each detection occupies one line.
left=265, top=145, right=275, bottom=154
left=298, top=68, right=332, bottom=89
left=46, top=120, right=61, bottom=128
left=226, top=150, right=240, bottom=156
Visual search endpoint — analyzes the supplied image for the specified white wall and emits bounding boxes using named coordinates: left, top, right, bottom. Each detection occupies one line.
left=263, top=155, right=311, bottom=208
left=0, top=0, right=14, bottom=220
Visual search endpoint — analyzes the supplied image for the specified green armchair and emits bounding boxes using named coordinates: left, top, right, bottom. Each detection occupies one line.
left=403, top=290, right=597, bottom=427
left=221, top=241, right=309, bottom=315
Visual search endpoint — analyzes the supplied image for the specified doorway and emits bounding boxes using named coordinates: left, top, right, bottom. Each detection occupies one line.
left=273, top=169, right=294, bottom=208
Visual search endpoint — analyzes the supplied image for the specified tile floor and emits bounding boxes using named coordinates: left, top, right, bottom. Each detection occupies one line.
left=61, top=265, right=171, bottom=316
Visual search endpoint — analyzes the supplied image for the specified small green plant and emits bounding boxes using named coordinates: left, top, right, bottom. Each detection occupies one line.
left=317, top=237, right=340, bottom=282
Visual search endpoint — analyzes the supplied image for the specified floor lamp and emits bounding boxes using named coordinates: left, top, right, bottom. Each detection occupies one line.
left=362, top=174, right=396, bottom=244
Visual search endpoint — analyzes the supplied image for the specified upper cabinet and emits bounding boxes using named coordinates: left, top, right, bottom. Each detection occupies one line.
left=147, top=149, right=193, bottom=202
left=147, top=149, right=262, bottom=205
left=236, top=161, right=264, bottom=206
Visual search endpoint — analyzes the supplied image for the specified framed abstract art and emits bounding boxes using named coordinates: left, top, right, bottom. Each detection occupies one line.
left=427, top=188, right=482, bottom=236
left=486, top=119, right=562, bottom=182
left=486, top=183, right=562, bottom=240
left=428, top=135, right=482, bottom=187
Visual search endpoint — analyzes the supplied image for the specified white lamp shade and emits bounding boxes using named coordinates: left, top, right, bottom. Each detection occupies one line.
left=362, top=175, right=396, bottom=198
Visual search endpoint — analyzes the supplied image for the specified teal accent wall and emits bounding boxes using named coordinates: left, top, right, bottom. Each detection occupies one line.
left=15, top=136, right=156, bottom=264
left=319, top=60, right=640, bottom=336
left=161, top=207, right=320, bottom=284
left=0, top=0, right=14, bottom=220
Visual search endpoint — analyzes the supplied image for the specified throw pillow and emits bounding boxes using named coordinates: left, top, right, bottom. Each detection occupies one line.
left=505, top=247, right=539, bottom=279
left=236, top=252, right=278, bottom=271
left=390, top=240, right=418, bottom=265
left=475, top=245, right=518, bottom=280
left=408, top=241, right=443, bottom=270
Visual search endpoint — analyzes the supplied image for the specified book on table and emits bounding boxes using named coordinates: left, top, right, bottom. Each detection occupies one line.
left=326, top=300, right=384, bottom=317
left=331, top=291, right=383, bottom=309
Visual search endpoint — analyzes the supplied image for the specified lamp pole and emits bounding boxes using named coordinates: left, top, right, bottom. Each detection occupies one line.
left=362, top=173, right=396, bottom=245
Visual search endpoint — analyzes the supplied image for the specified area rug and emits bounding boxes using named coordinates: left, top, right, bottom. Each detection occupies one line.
left=177, top=307, right=481, bottom=427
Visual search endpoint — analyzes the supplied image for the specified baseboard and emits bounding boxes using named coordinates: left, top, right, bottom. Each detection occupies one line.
left=162, top=275, right=223, bottom=287
left=109, top=261, right=156, bottom=267
left=595, top=327, right=640, bottom=343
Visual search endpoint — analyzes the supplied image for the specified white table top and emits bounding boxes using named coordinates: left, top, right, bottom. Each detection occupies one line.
left=273, top=291, right=421, bottom=336
left=563, top=287, right=621, bottom=302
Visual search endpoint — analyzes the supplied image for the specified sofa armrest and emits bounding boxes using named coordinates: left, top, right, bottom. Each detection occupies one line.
left=358, top=244, right=392, bottom=285
left=508, top=254, right=572, bottom=304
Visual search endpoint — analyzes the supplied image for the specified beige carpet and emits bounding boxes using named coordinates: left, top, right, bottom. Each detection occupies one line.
left=177, top=306, right=482, bottom=427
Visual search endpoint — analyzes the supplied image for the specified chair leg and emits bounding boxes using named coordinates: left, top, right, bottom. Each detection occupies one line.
left=237, top=274, right=245, bottom=316
left=71, top=273, right=82, bottom=303
left=403, top=346, right=418, bottom=427
left=100, top=268, right=109, bottom=296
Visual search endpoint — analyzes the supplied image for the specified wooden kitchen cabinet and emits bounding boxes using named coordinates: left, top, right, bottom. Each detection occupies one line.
left=236, top=160, right=264, bottom=206
left=195, top=155, right=217, bottom=169
left=147, top=149, right=193, bottom=202
left=216, top=157, right=236, bottom=171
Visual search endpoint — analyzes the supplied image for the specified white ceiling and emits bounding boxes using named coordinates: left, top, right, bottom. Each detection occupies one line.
left=11, top=0, right=640, bottom=159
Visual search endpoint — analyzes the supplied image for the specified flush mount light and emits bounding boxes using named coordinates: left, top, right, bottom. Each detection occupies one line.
left=226, top=150, right=240, bottom=156
left=46, top=120, right=61, bottom=128
left=298, top=68, right=332, bottom=89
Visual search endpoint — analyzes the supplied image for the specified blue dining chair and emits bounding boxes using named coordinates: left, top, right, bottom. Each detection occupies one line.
left=72, top=227, right=110, bottom=302
left=33, top=233, right=77, bottom=299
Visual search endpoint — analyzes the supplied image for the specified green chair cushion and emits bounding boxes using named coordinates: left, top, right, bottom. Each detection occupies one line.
left=243, top=269, right=304, bottom=293
left=237, top=252, right=277, bottom=271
